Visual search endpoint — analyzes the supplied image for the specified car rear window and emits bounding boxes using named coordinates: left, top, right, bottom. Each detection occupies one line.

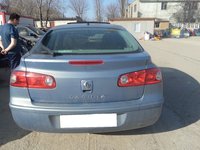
left=40, top=28, right=142, bottom=54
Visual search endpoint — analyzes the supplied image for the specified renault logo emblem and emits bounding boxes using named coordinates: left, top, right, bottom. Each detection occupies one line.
left=84, top=82, right=92, bottom=89
left=81, top=80, right=93, bottom=92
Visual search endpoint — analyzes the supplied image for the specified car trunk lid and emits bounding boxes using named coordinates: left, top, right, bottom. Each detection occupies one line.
left=24, top=52, right=149, bottom=104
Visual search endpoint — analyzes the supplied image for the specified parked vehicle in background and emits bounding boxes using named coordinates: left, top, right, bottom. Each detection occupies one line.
left=188, top=29, right=195, bottom=36
left=180, top=28, right=190, bottom=38
left=194, top=28, right=200, bottom=36
left=171, top=28, right=181, bottom=38
left=10, top=22, right=164, bottom=133
left=161, top=29, right=170, bottom=38
left=171, top=28, right=190, bottom=38
left=16, top=25, right=45, bottom=43
left=38, top=27, right=50, bottom=32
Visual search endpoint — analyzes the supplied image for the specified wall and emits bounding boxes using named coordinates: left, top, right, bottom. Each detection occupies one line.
left=35, top=20, right=77, bottom=28
left=172, top=23, right=200, bottom=29
left=155, top=22, right=169, bottom=30
left=18, top=17, right=34, bottom=26
left=54, top=20, right=76, bottom=26
left=160, top=22, right=169, bottom=29
left=126, top=1, right=184, bottom=23
left=35, top=21, right=50, bottom=28
left=0, top=14, right=4, bottom=25
left=1, top=13, right=34, bottom=26
left=138, top=2, right=181, bottom=23
left=109, top=20, right=154, bottom=39
left=126, top=0, right=140, bottom=18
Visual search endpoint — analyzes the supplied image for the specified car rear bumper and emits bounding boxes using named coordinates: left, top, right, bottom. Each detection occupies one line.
left=9, top=99, right=163, bottom=133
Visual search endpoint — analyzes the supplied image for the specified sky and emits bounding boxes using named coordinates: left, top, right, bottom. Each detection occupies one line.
left=62, top=0, right=133, bottom=20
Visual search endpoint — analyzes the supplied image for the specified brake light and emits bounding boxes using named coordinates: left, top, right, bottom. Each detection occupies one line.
left=69, top=60, right=104, bottom=65
left=10, top=71, right=56, bottom=89
left=118, top=68, right=162, bottom=87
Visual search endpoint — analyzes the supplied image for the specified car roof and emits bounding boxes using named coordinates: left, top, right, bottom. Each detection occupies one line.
left=51, top=22, right=125, bottom=31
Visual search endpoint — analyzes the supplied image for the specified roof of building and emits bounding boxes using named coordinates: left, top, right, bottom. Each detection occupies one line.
left=34, top=18, right=77, bottom=21
left=109, top=18, right=169, bottom=22
left=109, top=18, right=156, bottom=21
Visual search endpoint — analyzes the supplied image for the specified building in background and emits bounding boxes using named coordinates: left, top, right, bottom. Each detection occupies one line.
left=126, top=0, right=200, bottom=23
left=0, top=12, right=34, bottom=26
left=109, top=18, right=169, bottom=39
left=110, top=18, right=154, bottom=39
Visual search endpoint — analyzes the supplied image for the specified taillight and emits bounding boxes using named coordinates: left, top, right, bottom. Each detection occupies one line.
left=10, top=71, right=56, bottom=89
left=10, top=71, right=27, bottom=87
left=118, top=68, right=162, bottom=87
left=145, top=68, right=162, bottom=85
left=69, top=60, right=104, bottom=66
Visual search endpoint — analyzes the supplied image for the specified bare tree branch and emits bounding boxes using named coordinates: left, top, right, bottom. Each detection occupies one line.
left=35, top=0, right=44, bottom=27
left=3, top=0, right=63, bottom=27
left=118, top=0, right=127, bottom=18
left=106, top=2, right=119, bottom=20
left=44, top=0, right=53, bottom=27
left=95, top=0, right=104, bottom=22
left=0, top=0, right=11, bottom=12
left=173, top=0, right=198, bottom=23
left=68, top=0, right=88, bottom=19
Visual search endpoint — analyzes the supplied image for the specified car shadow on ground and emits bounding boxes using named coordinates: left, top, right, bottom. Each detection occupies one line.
left=105, top=67, right=200, bottom=135
left=0, top=68, right=30, bottom=146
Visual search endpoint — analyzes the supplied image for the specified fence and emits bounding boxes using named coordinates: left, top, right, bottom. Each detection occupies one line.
left=171, top=23, right=200, bottom=29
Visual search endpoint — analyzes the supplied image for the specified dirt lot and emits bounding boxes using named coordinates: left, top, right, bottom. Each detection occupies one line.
left=1, top=37, right=200, bottom=150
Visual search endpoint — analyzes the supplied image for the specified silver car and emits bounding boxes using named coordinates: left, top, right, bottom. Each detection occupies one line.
left=9, top=23, right=164, bottom=133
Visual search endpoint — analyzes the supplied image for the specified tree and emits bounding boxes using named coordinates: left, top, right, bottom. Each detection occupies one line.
left=194, top=9, right=200, bottom=23
left=118, top=0, right=127, bottom=18
left=0, top=0, right=11, bottom=12
left=94, top=0, right=104, bottom=22
left=173, top=0, right=198, bottom=23
left=36, top=0, right=44, bottom=28
left=106, top=2, right=119, bottom=20
left=3, top=0, right=63, bottom=27
left=183, top=0, right=196, bottom=23
left=44, top=0, right=53, bottom=27
left=68, top=0, right=88, bottom=19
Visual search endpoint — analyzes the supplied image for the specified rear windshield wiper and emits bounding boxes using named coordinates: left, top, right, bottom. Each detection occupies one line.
left=52, top=52, right=65, bottom=57
left=35, top=50, right=65, bottom=57
left=38, top=45, right=66, bottom=57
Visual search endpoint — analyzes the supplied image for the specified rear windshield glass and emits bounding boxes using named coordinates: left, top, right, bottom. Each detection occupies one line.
left=40, top=28, right=142, bottom=54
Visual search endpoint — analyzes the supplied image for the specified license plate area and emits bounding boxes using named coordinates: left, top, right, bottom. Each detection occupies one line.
left=60, top=114, right=117, bottom=128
